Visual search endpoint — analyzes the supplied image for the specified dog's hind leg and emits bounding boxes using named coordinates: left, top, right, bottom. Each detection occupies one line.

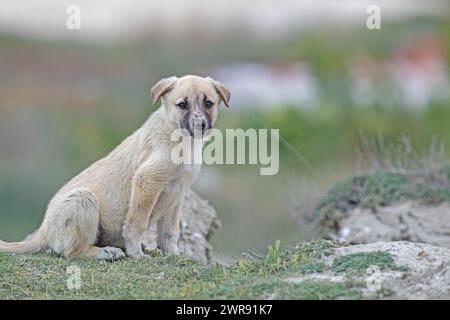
left=45, top=187, right=125, bottom=261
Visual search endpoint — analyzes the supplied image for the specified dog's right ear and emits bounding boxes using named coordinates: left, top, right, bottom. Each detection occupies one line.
left=207, top=77, right=230, bottom=107
left=151, top=76, right=178, bottom=104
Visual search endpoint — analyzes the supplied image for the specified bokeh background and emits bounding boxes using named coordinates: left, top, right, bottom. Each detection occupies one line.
left=0, top=0, right=449, bottom=256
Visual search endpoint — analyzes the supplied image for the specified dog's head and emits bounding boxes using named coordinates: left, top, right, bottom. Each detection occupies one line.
left=151, top=75, right=230, bottom=137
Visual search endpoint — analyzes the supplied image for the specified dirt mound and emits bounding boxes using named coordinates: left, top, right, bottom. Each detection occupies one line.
left=316, top=168, right=450, bottom=248
left=326, top=201, right=450, bottom=248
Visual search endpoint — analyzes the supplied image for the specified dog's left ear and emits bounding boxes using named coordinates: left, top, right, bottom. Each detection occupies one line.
left=207, top=77, right=230, bottom=107
left=151, top=76, right=178, bottom=104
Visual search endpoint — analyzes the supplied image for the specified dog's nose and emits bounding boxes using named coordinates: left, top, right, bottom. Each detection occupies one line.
left=190, top=117, right=208, bottom=137
left=190, top=118, right=202, bottom=132
left=191, top=116, right=207, bottom=128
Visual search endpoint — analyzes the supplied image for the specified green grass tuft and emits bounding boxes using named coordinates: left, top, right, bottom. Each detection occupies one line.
left=331, top=251, right=400, bottom=274
left=235, top=240, right=336, bottom=276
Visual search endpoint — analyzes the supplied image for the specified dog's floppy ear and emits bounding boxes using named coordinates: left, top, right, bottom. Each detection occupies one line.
left=207, top=77, right=230, bottom=107
left=151, top=76, right=178, bottom=104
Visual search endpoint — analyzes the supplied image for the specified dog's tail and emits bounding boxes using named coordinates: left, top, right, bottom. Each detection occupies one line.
left=0, top=230, right=45, bottom=254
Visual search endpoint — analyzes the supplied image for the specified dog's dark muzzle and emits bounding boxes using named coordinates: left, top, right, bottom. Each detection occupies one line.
left=189, top=118, right=209, bottom=137
left=187, top=111, right=210, bottom=137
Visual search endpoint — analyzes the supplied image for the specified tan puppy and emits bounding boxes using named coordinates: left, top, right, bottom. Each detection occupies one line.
left=0, top=75, right=230, bottom=260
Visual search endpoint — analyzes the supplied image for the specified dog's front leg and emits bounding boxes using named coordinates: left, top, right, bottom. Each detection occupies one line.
left=157, top=201, right=183, bottom=255
left=123, top=161, right=170, bottom=258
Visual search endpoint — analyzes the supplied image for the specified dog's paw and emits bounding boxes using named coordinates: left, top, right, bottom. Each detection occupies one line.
left=160, top=244, right=180, bottom=256
left=130, top=252, right=151, bottom=259
left=97, top=247, right=126, bottom=261
left=126, top=248, right=149, bottom=259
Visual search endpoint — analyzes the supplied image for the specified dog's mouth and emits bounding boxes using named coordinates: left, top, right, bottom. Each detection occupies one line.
left=180, top=118, right=211, bottom=137
left=189, top=119, right=209, bottom=137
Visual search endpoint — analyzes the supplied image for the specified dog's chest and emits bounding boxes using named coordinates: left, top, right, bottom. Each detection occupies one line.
left=182, top=163, right=202, bottom=181
left=166, top=164, right=201, bottom=194
left=150, top=164, right=200, bottom=221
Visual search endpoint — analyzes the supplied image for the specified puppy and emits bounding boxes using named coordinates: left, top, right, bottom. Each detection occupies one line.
left=0, top=75, right=230, bottom=260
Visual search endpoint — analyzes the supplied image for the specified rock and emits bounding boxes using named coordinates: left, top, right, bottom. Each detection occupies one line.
left=142, top=189, right=221, bottom=263
left=324, top=201, right=450, bottom=249
left=326, top=241, right=450, bottom=273
left=390, top=260, right=450, bottom=299
left=338, top=242, right=450, bottom=299
left=286, top=241, right=450, bottom=299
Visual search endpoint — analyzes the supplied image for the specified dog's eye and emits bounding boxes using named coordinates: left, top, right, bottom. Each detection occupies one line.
left=204, top=100, right=213, bottom=108
left=176, top=101, right=187, bottom=109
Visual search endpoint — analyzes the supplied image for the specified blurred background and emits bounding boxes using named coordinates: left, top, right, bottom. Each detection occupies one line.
left=0, top=0, right=449, bottom=256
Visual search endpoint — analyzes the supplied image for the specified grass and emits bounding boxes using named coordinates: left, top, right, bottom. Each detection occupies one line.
left=331, top=251, right=397, bottom=274
left=317, top=165, right=450, bottom=218
left=0, top=240, right=394, bottom=300
left=276, top=280, right=363, bottom=300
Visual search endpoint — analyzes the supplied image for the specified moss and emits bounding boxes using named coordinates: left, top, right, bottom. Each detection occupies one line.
left=331, top=251, right=398, bottom=274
